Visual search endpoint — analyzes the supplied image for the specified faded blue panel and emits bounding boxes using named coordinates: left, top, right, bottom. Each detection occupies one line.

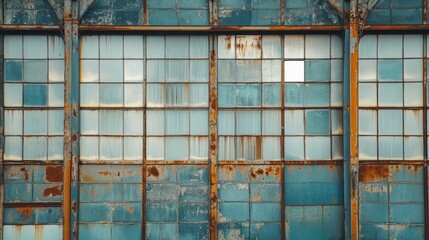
left=360, top=183, right=389, bottom=202
left=5, top=60, right=22, bottom=82
left=178, top=202, right=209, bottom=222
left=4, top=183, right=32, bottom=202
left=218, top=166, right=250, bottom=182
left=391, top=165, right=423, bottom=182
left=218, top=223, right=250, bottom=239
left=219, top=183, right=249, bottom=201
left=236, top=84, right=261, bottom=106
left=378, top=83, right=403, bottom=107
left=148, top=10, right=178, bottom=25
left=360, top=203, right=389, bottom=223
left=4, top=165, right=33, bottom=183
left=23, top=84, right=47, bottom=106
left=250, top=223, right=281, bottom=240
left=305, top=110, right=330, bottom=135
left=112, top=203, right=142, bottom=222
left=391, top=0, right=422, bottom=8
left=4, top=0, right=59, bottom=25
left=178, top=167, right=208, bottom=182
left=378, top=60, right=403, bottom=81
left=305, top=60, right=330, bottom=82
left=113, top=10, right=142, bottom=25
left=112, top=224, right=142, bottom=240
left=79, top=224, right=112, bottom=240
left=81, top=0, right=143, bottom=25
left=285, top=206, right=344, bottom=240
left=4, top=208, right=35, bottom=224
left=391, top=9, right=422, bottom=24
left=218, top=84, right=236, bottom=107
left=146, top=223, right=177, bottom=240
left=178, top=10, right=209, bottom=25
left=218, top=10, right=252, bottom=26
left=250, top=203, right=281, bottom=221
left=263, top=83, right=281, bottom=106
left=285, top=0, right=307, bottom=8
left=146, top=202, right=177, bottom=222
left=285, top=182, right=343, bottom=205
left=146, top=183, right=178, bottom=201
left=179, top=0, right=209, bottom=8
left=390, top=183, right=423, bottom=203
left=146, top=166, right=177, bottom=183
left=219, top=0, right=251, bottom=9
left=285, top=83, right=304, bottom=106
left=251, top=10, right=281, bottom=25
left=379, top=137, right=403, bottom=160
left=79, top=203, right=112, bottom=222
left=179, top=223, right=209, bottom=240
left=122, top=184, right=143, bottom=202
left=219, top=202, right=250, bottom=222
left=179, top=184, right=209, bottom=202
left=305, top=84, right=330, bottom=106
left=250, top=183, right=281, bottom=202
left=366, top=10, right=391, bottom=24
left=360, top=224, right=389, bottom=240
left=80, top=184, right=116, bottom=202
left=390, top=204, right=424, bottom=223
left=284, top=165, right=343, bottom=183
left=35, top=207, right=63, bottom=224
left=284, top=0, right=340, bottom=26
left=390, top=225, right=424, bottom=240
left=147, top=0, right=176, bottom=8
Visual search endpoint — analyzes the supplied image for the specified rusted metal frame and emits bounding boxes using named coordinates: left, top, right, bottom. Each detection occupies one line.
left=78, top=25, right=344, bottom=32
left=364, top=25, right=429, bottom=32
left=0, top=25, right=61, bottom=31
left=209, top=34, right=218, bottom=240
left=349, top=0, right=360, bottom=239
left=280, top=34, right=286, bottom=240
left=280, top=0, right=285, bottom=26
left=142, top=33, right=147, bottom=240
left=359, top=160, right=425, bottom=165
left=209, top=0, right=218, bottom=26
left=0, top=33, right=4, bottom=240
left=143, top=0, right=148, bottom=25
left=79, top=161, right=143, bottom=165
left=3, top=161, right=64, bottom=165
left=3, top=202, right=63, bottom=207
left=423, top=34, right=429, bottom=240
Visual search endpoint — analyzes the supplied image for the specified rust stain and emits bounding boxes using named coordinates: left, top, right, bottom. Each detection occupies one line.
left=148, top=166, right=159, bottom=177
left=72, top=134, right=78, bottom=141
left=16, top=207, right=34, bottom=220
left=98, top=171, right=111, bottom=177
left=359, top=165, right=389, bottom=183
left=43, top=185, right=63, bottom=197
left=225, top=35, right=232, bottom=50
left=71, top=201, right=77, bottom=213
left=406, top=165, right=423, bottom=173
left=20, top=167, right=30, bottom=181
left=46, top=166, right=64, bottom=182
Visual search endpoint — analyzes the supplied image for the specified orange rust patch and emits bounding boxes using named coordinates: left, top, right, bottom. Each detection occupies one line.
left=98, top=171, right=111, bottom=177
left=43, top=185, right=63, bottom=197
left=72, top=134, right=78, bottom=141
left=148, top=166, right=159, bottom=177
left=359, top=165, right=389, bottom=183
left=20, top=167, right=30, bottom=180
left=16, top=207, right=34, bottom=220
left=406, top=165, right=423, bottom=173
left=46, top=166, right=64, bottom=182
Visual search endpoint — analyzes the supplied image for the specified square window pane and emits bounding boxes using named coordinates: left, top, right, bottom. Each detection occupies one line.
left=4, top=84, right=23, bottom=107
left=24, top=137, right=47, bottom=160
left=190, top=84, right=208, bottom=107
left=5, top=110, right=23, bottom=135
left=124, top=83, right=144, bottom=107
left=305, top=60, right=330, bottom=82
left=190, top=60, right=209, bottom=82
left=236, top=111, right=261, bottom=135
left=218, top=84, right=236, bottom=107
left=48, top=137, right=63, bottom=160
left=404, top=83, right=423, bottom=107
left=166, top=60, right=189, bottom=82
left=147, top=84, right=164, bottom=107
left=147, top=60, right=165, bottom=82
left=359, top=136, right=377, bottom=160
left=359, top=110, right=377, bottom=135
left=262, top=60, right=281, bottom=82
left=23, top=84, right=47, bottom=106
left=332, top=110, right=343, bottom=135
left=236, top=35, right=262, bottom=59
left=262, top=137, right=281, bottom=160
left=332, top=136, right=343, bottom=160
left=99, top=110, right=123, bottom=135
left=379, top=137, right=403, bottom=160
left=359, top=35, right=377, bottom=58
left=100, top=84, right=123, bottom=107
left=80, top=84, right=99, bottom=107
left=49, top=84, right=64, bottom=107
left=305, top=110, right=330, bottom=135
left=24, top=60, right=47, bottom=82
left=331, top=83, right=343, bottom=107
left=219, top=137, right=235, bottom=160
left=284, top=137, right=304, bottom=160
left=305, top=137, right=330, bottom=160
left=81, top=60, right=99, bottom=82
left=5, top=60, right=22, bottom=82
left=100, top=35, right=123, bottom=59
left=404, top=35, right=423, bottom=58
left=236, top=84, right=261, bottom=107
left=146, top=137, right=164, bottom=160
left=218, top=35, right=235, bottom=59
left=378, top=60, right=403, bottom=82
left=305, top=84, right=330, bottom=107
left=378, top=110, right=403, bottom=135
left=81, top=36, right=99, bottom=59
left=146, top=111, right=165, bottom=135
left=378, top=83, right=403, bottom=107
left=100, top=137, right=123, bottom=161
left=5, top=35, right=22, bottom=58
left=165, top=110, right=189, bottom=135
left=284, top=83, right=304, bottom=107
left=165, top=84, right=189, bottom=107
left=331, top=59, right=343, bottom=82
left=81, top=110, right=98, bottom=135
left=262, top=110, right=281, bottom=135
left=263, top=83, right=281, bottom=107
left=218, top=111, right=235, bottom=135
left=284, top=61, right=304, bottom=82
left=378, top=35, right=402, bottom=58
left=236, top=60, right=261, bottom=82
left=190, top=110, right=208, bottom=135
left=124, top=60, right=144, bottom=82
left=284, top=35, right=304, bottom=59
left=190, top=36, right=209, bottom=58
left=147, top=36, right=165, bottom=59
left=4, top=136, right=22, bottom=161
left=24, top=110, right=47, bottom=135
left=166, top=36, right=189, bottom=58
left=100, top=60, right=123, bottom=82
left=404, top=137, right=423, bottom=160
left=49, top=60, right=65, bottom=82
left=331, top=35, right=343, bottom=58
left=359, top=83, right=377, bottom=107
left=48, top=110, right=64, bottom=135
left=124, top=111, right=144, bottom=136
left=285, top=110, right=304, bottom=135
left=124, top=36, right=144, bottom=59
left=404, top=59, right=423, bottom=82
left=24, top=35, right=47, bottom=59
left=80, top=137, right=99, bottom=160
left=166, top=137, right=189, bottom=160
left=124, top=137, right=143, bottom=160
left=358, top=60, right=377, bottom=82
left=404, top=110, right=423, bottom=135
left=262, top=35, right=281, bottom=58
left=190, top=137, right=208, bottom=160
left=305, top=35, right=330, bottom=59
left=236, top=137, right=261, bottom=160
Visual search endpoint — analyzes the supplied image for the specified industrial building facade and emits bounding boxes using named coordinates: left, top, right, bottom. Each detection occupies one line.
left=0, top=0, right=427, bottom=239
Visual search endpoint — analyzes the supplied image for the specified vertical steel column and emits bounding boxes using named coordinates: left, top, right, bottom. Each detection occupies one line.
left=209, top=35, right=218, bottom=240
left=424, top=0, right=428, bottom=24
left=349, top=0, right=360, bottom=239
left=424, top=35, right=429, bottom=240
left=210, top=0, right=218, bottom=26
left=64, top=0, right=79, bottom=239
left=0, top=33, right=4, bottom=240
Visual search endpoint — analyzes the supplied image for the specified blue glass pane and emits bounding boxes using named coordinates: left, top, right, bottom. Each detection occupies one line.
left=263, top=83, right=281, bottom=106
left=359, top=83, right=377, bottom=107
left=305, top=84, right=330, bottom=107
left=285, top=137, right=304, bottom=160
left=165, top=84, right=189, bottom=107
left=5, top=60, right=22, bottom=82
left=100, top=84, right=123, bottom=107
left=218, top=84, right=236, bottom=107
left=285, top=110, right=304, bottom=135
left=218, top=111, right=235, bottom=135
left=305, top=60, right=330, bottom=82
left=359, top=136, right=377, bottom=160
left=236, top=111, right=261, bottom=135
left=24, top=60, right=47, bottom=82
left=236, top=60, right=261, bottom=82
left=305, top=110, right=330, bottom=135
left=236, top=84, right=261, bottom=107
left=359, top=110, right=377, bottom=135
left=285, top=83, right=304, bottom=107
left=23, top=84, right=47, bottom=106
left=305, top=137, right=331, bottom=160
left=379, top=137, right=403, bottom=160
left=378, top=83, right=403, bottom=107
left=378, top=60, right=403, bottom=82
left=378, top=110, right=403, bottom=135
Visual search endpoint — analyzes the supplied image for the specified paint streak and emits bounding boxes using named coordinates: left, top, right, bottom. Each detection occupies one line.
left=46, top=166, right=64, bottom=182
left=359, top=165, right=389, bottom=183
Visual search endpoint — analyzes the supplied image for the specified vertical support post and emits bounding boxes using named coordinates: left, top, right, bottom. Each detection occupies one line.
left=423, top=35, right=428, bottom=240
left=0, top=34, right=4, bottom=240
left=209, top=35, right=218, bottom=240
left=349, top=0, right=360, bottom=239
left=280, top=0, right=285, bottom=26
left=64, top=0, right=79, bottom=239
left=210, top=0, right=218, bottom=26
left=424, top=0, right=428, bottom=24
